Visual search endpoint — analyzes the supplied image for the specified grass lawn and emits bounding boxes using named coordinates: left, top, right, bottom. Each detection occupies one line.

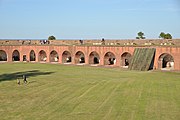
left=0, top=63, right=179, bottom=120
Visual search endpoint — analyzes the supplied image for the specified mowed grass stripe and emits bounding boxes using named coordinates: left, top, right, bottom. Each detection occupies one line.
left=38, top=79, right=105, bottom=115
left=29, top=81, right=102, bottom=119
left=49, top=80, right=111, bottom=119
left=55, top=81, right=121, bottom=120
left=0, top=63, right=180, bottom=120
left=0, top=80, right=69, bottom=119
left=144, top=79, right=180, bottom=120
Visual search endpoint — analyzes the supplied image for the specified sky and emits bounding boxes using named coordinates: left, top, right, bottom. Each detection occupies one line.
left=0, top=0, right=180, bottom=39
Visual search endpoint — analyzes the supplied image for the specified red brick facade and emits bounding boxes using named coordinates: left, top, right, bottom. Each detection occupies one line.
left=0, top=44, right=180, bottom=70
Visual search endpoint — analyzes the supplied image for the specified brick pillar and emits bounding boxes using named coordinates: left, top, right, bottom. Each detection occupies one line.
left=46, top=52, right=50, bottom=63
left=7, top=50, right=12, bottom=62
left=19, top=53, right=23, bottom=62
left=36, top=52, right=39, bottom=62
left=26, top=53, right=30, bottom=62
left=58, top=52, right=62, bottom=64
left=120, top=59, right=123, bottom=66
left=100, top=54, right=104, bottom=65
left=158, top=58, right=163, bottom=70
left=85, top=55, right=89, bottom=65
left=72, top=56, right=75, bottom=64
left=115, top=56, right=120, bottom=67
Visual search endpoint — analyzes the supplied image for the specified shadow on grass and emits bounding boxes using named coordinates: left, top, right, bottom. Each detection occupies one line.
left=0, top=70, right=55, bottom=82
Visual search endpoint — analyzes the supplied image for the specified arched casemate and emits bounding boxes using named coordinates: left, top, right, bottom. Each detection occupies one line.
left=121, top=52, right=132, bottom=68
left=50, top=50, right=59, bottom=62
left=62, top=51, right=71, bottom=64
left=89, top=51, right=100, bottom=65
left=104, top=52, right=116, bottom=65
left=0, top=50, right=7, bottom=61
left=75, top=51, right=85, bottom=64
left=38, top=50, right=47, bottom=62
left=30, top=50, right=36, bottom=61
left=158, top=53, right=174, bottom=70
left=12, top=50, right=20, bottom=61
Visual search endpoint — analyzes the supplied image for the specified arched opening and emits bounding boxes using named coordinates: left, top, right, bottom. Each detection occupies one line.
left=89, top=51, right=100, bottom=64
left=12, top=50, right=20, bottom=61
left=30, top=50, right=36, bottom=61
left=75, top=51, right=85, bottom=64
left=104, top=52, right=116, bottom=65
left=0, top=50, right=7, bottom=61
left=121, top=52, right=132, bottom=68
left=50, top=50, right=59, bottom=62
left=158, top=53, right=174, bottom=70
left=38, top=50, right=47, bottom=62
left=62, top=51, right=71, bottom=64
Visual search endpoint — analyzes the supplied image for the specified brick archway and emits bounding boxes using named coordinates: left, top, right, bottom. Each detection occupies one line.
left=104, top=52, right=116, bottom=65
left=12, top=50, right=20, bottom=61
left=30, top=50, right=36, bottom=61
left=38, top=50, right=47, bottom=62
left=62, top=51, right=71, bottom=64
left=158, top=53, right=174, bottom=70
left=89, top=51, right=100, bottom=65
left=0, top=50, right=7, bottom=61
left=121, top=52, right=132, bottom=67
left=75, top=51, right=85, bottom=64
left=50, top=50, right=59, bottom=62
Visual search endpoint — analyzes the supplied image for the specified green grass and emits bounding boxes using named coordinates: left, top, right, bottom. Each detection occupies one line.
left=0, top=63, right=180, bottom=120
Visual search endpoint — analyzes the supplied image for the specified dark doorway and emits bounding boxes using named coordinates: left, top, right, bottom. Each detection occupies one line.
left=94, top=57, right=99, bottom=64
left=23, top=55, right=27, bottom=61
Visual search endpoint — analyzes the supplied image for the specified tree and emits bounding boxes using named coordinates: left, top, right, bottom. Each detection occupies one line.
left=159, top=32, right=172, bottom=39
left=136, top=32, right=146, bottom=39
left=48, top=36, right=56, bottom=40
left=164, top=33, right=172, bottom=39
left=159, top=32, right=165, bottom=39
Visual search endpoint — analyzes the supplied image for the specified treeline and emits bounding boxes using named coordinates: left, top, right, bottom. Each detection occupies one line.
left=136, top=32, right=172, bottom=39
left=48, top=31, right=173, bottom=40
